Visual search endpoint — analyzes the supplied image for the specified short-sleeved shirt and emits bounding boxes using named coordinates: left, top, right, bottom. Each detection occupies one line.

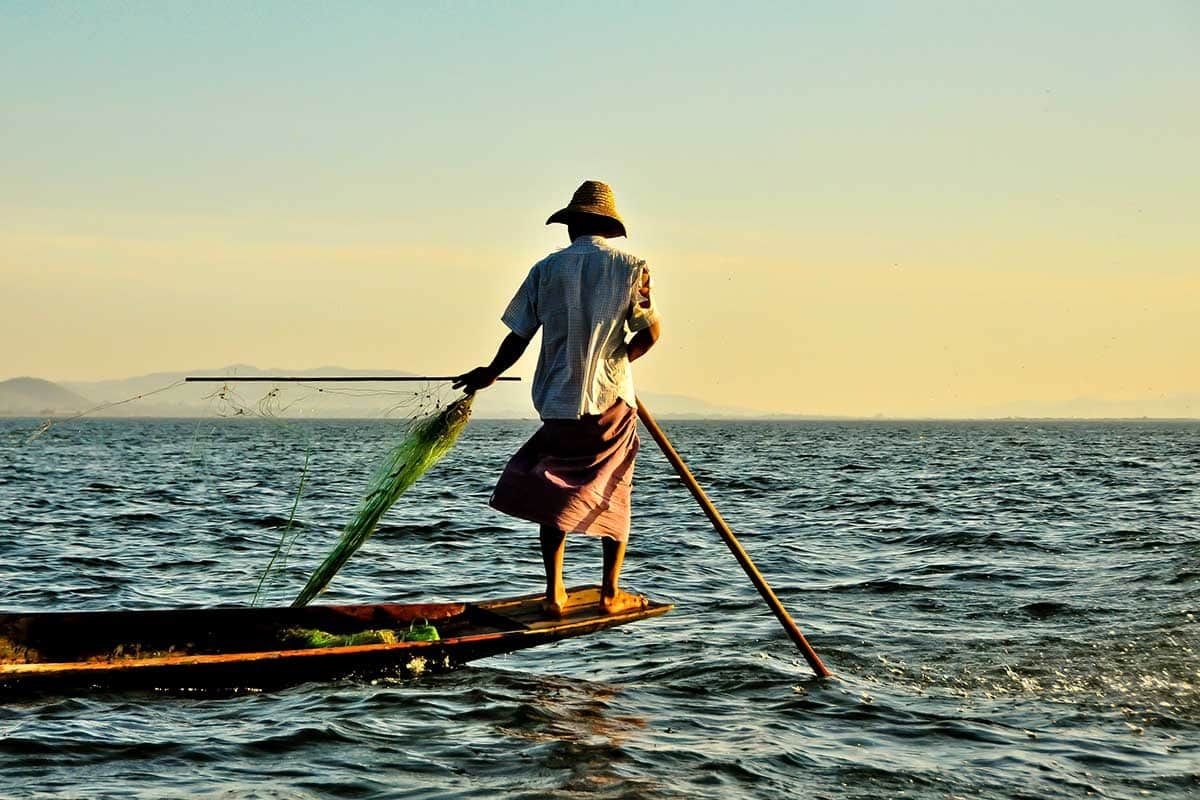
left=501, top=235, right=660, bottom=420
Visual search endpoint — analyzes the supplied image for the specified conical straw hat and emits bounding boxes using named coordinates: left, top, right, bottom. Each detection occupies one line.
left=546, top=180, right=627, bottom=237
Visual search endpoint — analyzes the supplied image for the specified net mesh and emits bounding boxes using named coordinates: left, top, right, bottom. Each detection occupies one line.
left=291, top=393, right=474, bottom=606
left=21, top=378, right=476, bottom=607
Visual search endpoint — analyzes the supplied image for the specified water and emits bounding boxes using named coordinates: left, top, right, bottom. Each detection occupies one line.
left=1, top=417, right=1197, bottom=799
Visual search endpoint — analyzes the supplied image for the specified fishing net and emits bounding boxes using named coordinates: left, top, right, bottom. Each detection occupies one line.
left=192, top=380, right=476, bottom=606
left=17, top=376, right=478, bottom=607
left=280, top=620, right=440, bottom=649
left=291, top=394, right=474, bottom=606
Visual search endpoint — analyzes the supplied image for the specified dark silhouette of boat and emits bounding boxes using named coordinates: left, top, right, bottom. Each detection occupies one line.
left=0, top=585, right=670, bottom=694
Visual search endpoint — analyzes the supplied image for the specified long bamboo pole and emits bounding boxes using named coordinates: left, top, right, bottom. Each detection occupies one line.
left=184, top=376, right=521, bottom=382
left=636, top=398, right=832, bottom=678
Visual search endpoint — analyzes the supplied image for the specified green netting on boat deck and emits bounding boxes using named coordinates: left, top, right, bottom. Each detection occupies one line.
left=280, top=621, right=440, bottom=649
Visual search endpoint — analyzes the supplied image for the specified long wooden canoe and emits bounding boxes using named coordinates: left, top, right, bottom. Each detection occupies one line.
left=0, top=585, right=671, bottom=694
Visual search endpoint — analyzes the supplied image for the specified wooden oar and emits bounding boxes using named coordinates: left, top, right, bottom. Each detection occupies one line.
left=635, top=398, right=832, bottom=679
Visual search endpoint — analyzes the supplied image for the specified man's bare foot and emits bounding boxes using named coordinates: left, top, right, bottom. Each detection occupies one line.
left=542, top=590, right=568, bottom=619
left=599, top=589, right=649, bottom=615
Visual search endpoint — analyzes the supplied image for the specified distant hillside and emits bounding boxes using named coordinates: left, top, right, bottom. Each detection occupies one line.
left=0, top=377, right=93, bottom=416
left=3, top=365, right=857, bottom=420
left=29, top=365, right=774, bottom=419
left=59, top=366, right=444, bottom=418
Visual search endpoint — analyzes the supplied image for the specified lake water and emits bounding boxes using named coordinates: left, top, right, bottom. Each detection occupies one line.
left=1, top=416, right=1197, bottom=798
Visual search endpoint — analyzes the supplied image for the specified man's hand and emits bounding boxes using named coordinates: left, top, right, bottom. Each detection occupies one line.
left=452, top=366, right=498, bottom=393
left=637, top=265, right=652, bottom=308
left=454, top=332, right=531, bottom=393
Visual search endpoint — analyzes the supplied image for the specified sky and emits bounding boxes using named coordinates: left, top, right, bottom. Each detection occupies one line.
left=2, top=1, right=1197, bottom=417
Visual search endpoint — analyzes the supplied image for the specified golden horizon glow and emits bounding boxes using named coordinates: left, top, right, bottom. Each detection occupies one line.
left=2, top=4, right=1197, bottom=417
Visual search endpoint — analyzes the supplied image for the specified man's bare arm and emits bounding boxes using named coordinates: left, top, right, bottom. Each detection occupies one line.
left=453, top=332, right=531, bottom=392
left=627, top=264, right=660, bottom=363
left=627, top=319, right=661, bottom=362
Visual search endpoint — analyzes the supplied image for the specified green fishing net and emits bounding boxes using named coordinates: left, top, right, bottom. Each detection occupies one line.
left=291, top=394, right=474, bottom=607
left=196, top=382, right=476, bottom=605
left=21, top=377, right=477, bottom=608
left=280, top=621, right=441, bottom=649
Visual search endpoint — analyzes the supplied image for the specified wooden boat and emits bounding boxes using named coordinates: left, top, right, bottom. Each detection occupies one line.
left=0, top=585, right=671, bottom=694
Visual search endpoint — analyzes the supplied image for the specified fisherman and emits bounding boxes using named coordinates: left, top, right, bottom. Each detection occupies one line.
left=454, top=180, right=661, bottom=617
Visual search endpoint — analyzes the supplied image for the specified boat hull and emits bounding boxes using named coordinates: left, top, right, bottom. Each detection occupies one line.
left=0, top=586, right=671, bottom=694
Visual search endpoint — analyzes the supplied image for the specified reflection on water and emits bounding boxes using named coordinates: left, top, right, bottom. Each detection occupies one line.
left=0, top=418, right=1198, bottom=798
left=494, top=677, right=655, bottom=796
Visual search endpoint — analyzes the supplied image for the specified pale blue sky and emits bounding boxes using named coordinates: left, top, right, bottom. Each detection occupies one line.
left=2, top=2, right=1197, bottom=415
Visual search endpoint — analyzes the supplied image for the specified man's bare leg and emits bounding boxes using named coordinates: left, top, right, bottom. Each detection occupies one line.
left=540, top=525, right=568, bottom=618
left=600, top=535, right=648, bottom=614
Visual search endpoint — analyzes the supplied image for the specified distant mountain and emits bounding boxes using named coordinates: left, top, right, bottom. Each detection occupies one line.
left=40, top=366, right=765, bottom=419
left=0, top=377, right=93, bottom=416
left=627, top=390, right=770, bottom=419
left=62, top=364, right=419, bottom=401
left=59, top=366, right=466, bottom=418
left=3, top=369, right=1196, bottom=420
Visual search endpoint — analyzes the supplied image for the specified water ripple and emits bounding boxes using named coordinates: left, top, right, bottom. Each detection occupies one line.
left=1, top=418, right=1198, bottom=798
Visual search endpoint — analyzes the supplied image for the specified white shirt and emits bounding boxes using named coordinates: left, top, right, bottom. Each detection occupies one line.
left=501, top=235, right=659, bottom=419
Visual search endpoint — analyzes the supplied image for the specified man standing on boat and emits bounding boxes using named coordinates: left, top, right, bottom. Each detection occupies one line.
left=454, top=180, right=661, bottom=618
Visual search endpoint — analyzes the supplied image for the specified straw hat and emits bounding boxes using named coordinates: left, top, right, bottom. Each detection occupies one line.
left=546, top=180, right=627, bottom=237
